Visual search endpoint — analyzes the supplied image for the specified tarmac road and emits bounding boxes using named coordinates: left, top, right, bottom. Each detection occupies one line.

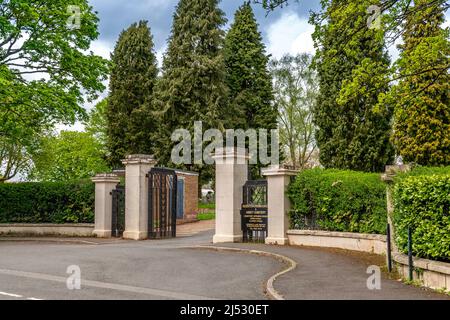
left=0, top=227, right=448, bottom=300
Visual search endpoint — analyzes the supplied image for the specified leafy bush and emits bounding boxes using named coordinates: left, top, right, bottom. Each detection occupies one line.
left=392, top=171, right=450, bottom=262
left=288, top=169, right=387, bottom=234
left=0, top=180, right=95, bottom=224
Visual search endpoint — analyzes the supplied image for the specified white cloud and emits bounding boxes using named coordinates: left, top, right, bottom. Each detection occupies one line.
left=89, top=40, right=113, bottom=60
left=156, top=44, right=167, bottom=68
left=444, top=10, right=450, bottom=29
left=56, top=122, right=85, bottom=133
left=266, top=11, right=315, bottom=59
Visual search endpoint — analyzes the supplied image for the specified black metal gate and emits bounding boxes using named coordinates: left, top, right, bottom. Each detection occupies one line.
left=148, top=168, right=177, bottom=239
left=241, top=180, right=268, bottom=243
left=111, top=185, right=125, bottom=238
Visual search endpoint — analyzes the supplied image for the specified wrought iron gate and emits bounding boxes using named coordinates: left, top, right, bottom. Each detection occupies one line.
left=241, top=180, right=268, bottom=243
left=148, top=168, right=177, bottom=239
left=111, top=185, right=125, bottom=238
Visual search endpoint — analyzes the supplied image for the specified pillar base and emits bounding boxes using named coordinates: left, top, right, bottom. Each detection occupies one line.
left=265, top=237, right=289, bottom=246
left=93, top=229, right=112, bottom=238
left=213, top=234, right=243, bottom=244
left=123, top=231, right=148, bottom=240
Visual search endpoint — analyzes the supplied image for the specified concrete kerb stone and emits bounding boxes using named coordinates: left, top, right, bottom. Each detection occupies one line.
left=185, top=245, right=297, bottom=300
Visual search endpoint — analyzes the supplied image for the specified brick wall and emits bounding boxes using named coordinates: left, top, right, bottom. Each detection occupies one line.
left=176, top=171, right=198, bottom=220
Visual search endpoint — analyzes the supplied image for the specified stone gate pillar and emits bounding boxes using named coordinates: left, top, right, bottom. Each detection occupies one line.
left=122, top=154, right=157, bottom=240
left=92, top=173, right=121, bottom=238
left=212, top=147, right=249, bottom=243
left=262, top=166, right=299, bottom=245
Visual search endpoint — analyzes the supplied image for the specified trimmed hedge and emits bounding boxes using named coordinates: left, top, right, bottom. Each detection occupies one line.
left=0, top=180, right=95, bottom=224
left=288, top=169, right=387, bottom=234
left=392, top=168, right=450, bottom=262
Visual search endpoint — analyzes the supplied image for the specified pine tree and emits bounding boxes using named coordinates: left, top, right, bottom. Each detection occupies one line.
left=153, top=0, right=227, bottom=182
left=223, top=2, right=277, bottom=176
left=106, top=21, right=158, bottom=168
left=223, top=2, right=276, bottom=131
left=312, top=0, right=393, bottom=172
left=390, top=0, right=450, bottom=165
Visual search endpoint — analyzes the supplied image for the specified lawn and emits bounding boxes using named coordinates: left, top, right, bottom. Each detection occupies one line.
left=197, top=212, right=215, bottom=221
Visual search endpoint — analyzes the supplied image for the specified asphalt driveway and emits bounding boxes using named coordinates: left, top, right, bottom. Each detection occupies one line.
left=0, top=226, right=448, bottom=300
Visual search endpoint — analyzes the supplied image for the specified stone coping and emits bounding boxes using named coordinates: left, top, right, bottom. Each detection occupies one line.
left=122, top=154, right=157, bottom=165
left=92, top=173, right=120, bottom=183
left=287, top=229, right=386, bottom=242
left=393, top=252, right=450, bottom=275
left=288, top=229, right=450, bottom=276
left=0, top=223, right=94, bottom=227
left=175, top=169, right=199, bottom=176
left=262, top=166, right=299, bottom=177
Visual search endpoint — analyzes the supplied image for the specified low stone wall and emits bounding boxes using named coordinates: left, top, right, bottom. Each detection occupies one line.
left=287, top=229, right=450, bottom=292
left=0, top=223, right=94, bottom=237
left=393, top=252, right=450, bottom=291
left=287, top=230, right=387, bottom=255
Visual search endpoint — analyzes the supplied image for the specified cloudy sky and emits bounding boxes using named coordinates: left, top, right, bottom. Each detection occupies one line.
left=62, top=0, right=449, bottom=131
left=88, top=0, right=321, bottom=62
left=61, top=0, right=322, bottom=131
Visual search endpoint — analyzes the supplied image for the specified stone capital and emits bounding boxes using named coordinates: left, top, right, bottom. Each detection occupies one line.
left=381, top=164, right=411, bottom=183
left=262, top=165, right=300, bottom=177
left=212, top=147, right=250, bottom=160
left=91, top=173, right=120, bottom=184
left=121, top=154, right=157, bottom=166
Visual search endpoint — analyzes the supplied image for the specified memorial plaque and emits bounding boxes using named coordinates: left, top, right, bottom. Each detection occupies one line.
left=241, top=207, right=268, bottom=232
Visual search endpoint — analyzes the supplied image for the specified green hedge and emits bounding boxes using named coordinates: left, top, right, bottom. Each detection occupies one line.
left=392, top=168, right=450, bottom=262
left=288, top=169, right=387, bottom=234
left=0, top=180, right=95, bottom=224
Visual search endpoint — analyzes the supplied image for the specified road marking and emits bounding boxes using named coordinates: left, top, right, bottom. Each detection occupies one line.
left=27, top=297, right=43, bottom=300
left=0, top=268, right=214, bottom=300
left=0, top=291, right=23, bottom=298
left=186, top=245, right=298, bottom=300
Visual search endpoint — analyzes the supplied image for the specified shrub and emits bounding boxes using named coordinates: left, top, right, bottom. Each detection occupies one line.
left=288, top=169, right=387, bottom=234
left=392, top=171, right=450, bottom=262
left=0, top=180, right=95, bottom=224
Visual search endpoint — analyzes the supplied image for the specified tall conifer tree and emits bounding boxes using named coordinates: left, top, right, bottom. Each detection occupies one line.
left=223, top=2, right=277, bottom=176
left=390, top=0, right=450, bottom=165
left=312, top=0, right=393, bottom=172
left=106, top=21, right=158, bottom=168
left=153, top=0, right=227, bottom=183
left=223, top=2, right=276, bottom=131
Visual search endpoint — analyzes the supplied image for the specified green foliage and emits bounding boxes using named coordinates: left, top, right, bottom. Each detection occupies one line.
left=199, top=202, right=216, bottom=210
left=392, top=172, right=450, bottom=262
left=394, top=166, right=450, bottom=181
left=152, top=0, right=227, bottom=184
left=288, top=169, right=387, bottom=234
left=223, top=2, right=276, bottom=177
left=224, top=2, right=276, bottom=131
left=106, top=21, right=158, bottom=168
left=29, top=131, right=110, bottom=182
left=0, top=180, right=95, bottom=223
left=270, top=54, right=317, bottom=169
left=85, top=98, right=108, bottom=149
left=197, top=212, right=215, bottom=221
left=311, top=0, right=394, bottom=172
left=389, top=0, right=450, bottom=166
left=0, top=0, right=108, bottom=121
left=0, top=0, right=108, bottom=181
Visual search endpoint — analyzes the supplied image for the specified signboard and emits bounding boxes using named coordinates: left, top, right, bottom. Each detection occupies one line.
left=241, top=207, right=268, bottom=233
